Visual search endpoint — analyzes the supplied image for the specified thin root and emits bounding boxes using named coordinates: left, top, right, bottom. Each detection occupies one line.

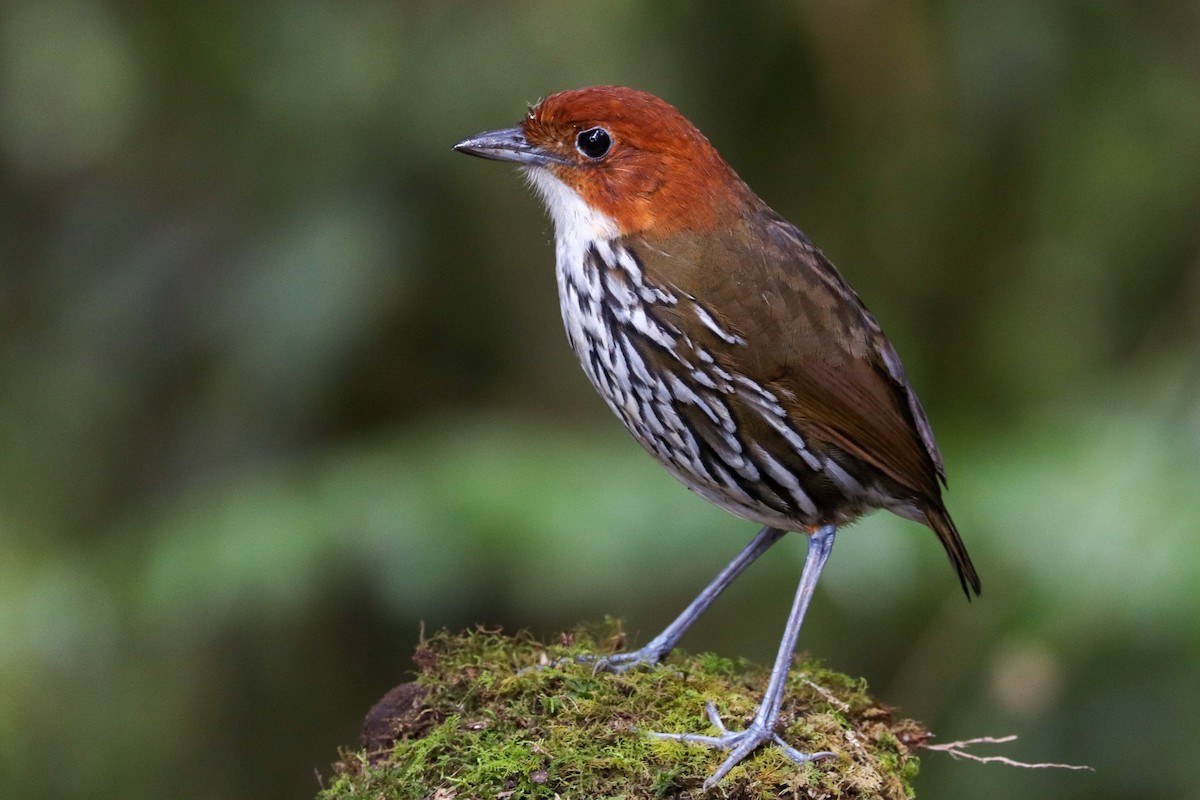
left=925, top=735, right=1093, bottom=771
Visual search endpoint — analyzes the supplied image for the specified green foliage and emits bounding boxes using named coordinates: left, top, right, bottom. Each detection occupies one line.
left=321, top=625, right=925, bottom=800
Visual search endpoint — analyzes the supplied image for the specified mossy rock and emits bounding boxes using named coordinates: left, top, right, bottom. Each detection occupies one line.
left=321, top=624, right=927, bottom=799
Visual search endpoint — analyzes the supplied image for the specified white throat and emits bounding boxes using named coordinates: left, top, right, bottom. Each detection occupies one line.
left=524, top=167, right=620, bottom=254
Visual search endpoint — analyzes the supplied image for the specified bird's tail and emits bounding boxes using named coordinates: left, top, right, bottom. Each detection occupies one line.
left=924, top=504, right=981, bottom=599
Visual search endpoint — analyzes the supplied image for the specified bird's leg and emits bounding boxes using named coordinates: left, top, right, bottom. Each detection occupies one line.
left=649, top=524, right=837, bottom=789
left=583, top=527, right=787, bottom=674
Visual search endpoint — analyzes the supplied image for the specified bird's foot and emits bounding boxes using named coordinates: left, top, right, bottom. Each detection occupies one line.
left=649, top=701, right=835, bottom=790
left=521, top=644, right=669, bottom=676
left=576, top=642, right=670, bottom=675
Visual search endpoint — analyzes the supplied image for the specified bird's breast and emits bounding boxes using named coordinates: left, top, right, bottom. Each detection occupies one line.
left=552, top=235, right=882, bottom=531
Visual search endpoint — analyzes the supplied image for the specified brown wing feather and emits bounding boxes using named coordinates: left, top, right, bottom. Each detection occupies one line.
left=635, top=210, right=980, bottom=596
left=662, top=210, right=943, bottom=499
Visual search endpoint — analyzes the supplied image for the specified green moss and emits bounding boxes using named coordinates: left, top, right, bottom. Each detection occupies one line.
left=321, top=623, right=928, bottom=799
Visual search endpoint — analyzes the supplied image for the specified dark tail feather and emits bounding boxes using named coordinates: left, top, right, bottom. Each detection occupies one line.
left=924, top=504, right=981, bottom=598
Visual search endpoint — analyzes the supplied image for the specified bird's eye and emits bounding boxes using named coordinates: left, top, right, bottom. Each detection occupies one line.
left=575, top=127, right=612, bottom=159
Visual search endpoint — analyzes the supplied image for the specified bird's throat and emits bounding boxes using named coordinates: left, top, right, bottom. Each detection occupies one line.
left=524, top=167, right=620, bottom=246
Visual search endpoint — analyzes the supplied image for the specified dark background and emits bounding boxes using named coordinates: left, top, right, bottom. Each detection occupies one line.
left=2, top=2, right=1198, bottom=798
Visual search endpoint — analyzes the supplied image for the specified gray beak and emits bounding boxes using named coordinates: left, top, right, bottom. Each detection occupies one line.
left=453, top=127, right=566, bottom=166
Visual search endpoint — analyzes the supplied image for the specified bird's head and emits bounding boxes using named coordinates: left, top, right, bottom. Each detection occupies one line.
left=454, top=86, right=755, bottom=238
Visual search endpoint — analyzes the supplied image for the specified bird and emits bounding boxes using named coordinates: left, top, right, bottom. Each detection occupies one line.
left=454, top=85, right=980, bottom=789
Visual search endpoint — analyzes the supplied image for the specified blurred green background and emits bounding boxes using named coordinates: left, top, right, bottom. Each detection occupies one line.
left=2, top=1, right=1198, bottom=798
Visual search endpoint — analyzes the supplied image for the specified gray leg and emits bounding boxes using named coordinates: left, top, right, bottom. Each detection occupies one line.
left=649, top=524, right=838, bottom=789
left=587, top=526, right=787, bottom=673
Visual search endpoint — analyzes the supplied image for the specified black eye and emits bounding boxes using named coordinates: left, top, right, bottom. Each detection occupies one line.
left=575, top=127, right=612, bottom=159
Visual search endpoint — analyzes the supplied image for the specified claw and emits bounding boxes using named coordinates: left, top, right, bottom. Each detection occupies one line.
left=703, top=701, right=727, bottom=733
left=649, top=704, right=834, bottom=789
left=576, top=644, right=669, bottom=675
left=773, top=735, right=836, bottom=764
